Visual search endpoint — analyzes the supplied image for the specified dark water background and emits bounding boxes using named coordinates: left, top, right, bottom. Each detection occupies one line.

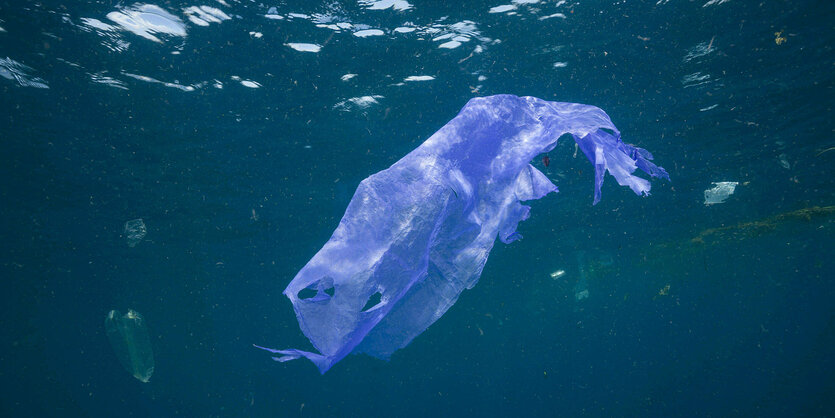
left=1, top=0, right=833, bottom=416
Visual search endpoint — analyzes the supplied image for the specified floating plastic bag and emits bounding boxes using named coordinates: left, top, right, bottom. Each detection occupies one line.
left=105, top=309, right=154, bottom=382
left=256, top=95, right=669, bottom=373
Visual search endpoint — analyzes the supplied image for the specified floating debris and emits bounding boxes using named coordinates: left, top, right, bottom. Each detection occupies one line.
left=704, top=181, right=738, bottom=205
left=124, top=218, right=147, bottom=247
left=549, top=269, right=565, bottom=279
left=777, top=153, right=791, bottom=169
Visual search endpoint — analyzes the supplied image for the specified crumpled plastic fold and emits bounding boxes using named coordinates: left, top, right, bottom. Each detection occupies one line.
left=256, top=95, right=669, bottom=373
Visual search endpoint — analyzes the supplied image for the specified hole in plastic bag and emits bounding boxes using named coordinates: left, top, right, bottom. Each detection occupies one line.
left=298, top=278, right=336, bottom=300
left=298, top=286, right=318, bottom=300
left=361, top=291, right=383, bottom=312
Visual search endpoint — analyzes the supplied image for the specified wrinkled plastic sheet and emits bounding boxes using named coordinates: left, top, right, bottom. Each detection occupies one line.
left=124, top=218, right=147, bottom=247
left=704, top=181, right=738, bottom=205
left=256, top=95, right=669, bottom=373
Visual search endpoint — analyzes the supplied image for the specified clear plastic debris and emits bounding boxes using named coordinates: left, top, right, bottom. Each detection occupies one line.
left=124, top=218, right=146, bottom=247
left=777, top=153, right=791, bottom=169
left=574, top=252, right=589, bottom=301
left=105, top=309, right=154, bottom=382
left=550, top=269, right=566, bottom=279
left=704, top=182, right=738, bottom=205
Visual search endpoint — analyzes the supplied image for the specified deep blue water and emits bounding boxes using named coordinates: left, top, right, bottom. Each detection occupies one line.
left=1, top=0, right=833, bottom=416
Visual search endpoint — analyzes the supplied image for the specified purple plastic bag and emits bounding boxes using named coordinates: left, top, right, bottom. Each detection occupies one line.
left=256, top=95, right=669, bottom=373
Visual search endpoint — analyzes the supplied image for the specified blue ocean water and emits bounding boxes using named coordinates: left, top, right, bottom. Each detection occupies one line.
left=1, top=0, right=832, bottom=416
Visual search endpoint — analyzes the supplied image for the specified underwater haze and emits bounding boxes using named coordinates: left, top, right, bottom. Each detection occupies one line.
left=1, top=0, right=833, bottom=416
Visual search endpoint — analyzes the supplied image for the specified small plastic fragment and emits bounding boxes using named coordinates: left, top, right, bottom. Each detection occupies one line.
left=105, top=309, right=155, bottom=382
left=704, top=182, right=738, bottom=205
left=124, top=219, right=147, bottom=247
left=777, top=153, right=790, bottom=169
